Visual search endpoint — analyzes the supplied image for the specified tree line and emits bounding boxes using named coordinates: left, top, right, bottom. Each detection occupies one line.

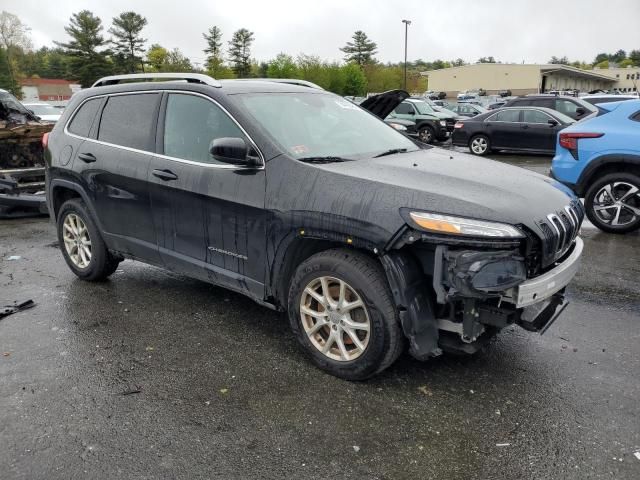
left=1, top=9, right=639, bottom=99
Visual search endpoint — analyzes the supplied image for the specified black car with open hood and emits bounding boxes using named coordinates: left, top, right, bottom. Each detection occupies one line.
left=45, top=74, right=584, bottom=380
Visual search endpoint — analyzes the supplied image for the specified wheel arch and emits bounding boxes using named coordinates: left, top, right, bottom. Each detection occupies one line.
left=576, top=154, right=640, bottom=196
left=49, top=180, right=105, bottom=233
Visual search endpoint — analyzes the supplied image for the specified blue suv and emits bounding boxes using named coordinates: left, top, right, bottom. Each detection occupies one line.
left=551, top=100, right=640, bottom=233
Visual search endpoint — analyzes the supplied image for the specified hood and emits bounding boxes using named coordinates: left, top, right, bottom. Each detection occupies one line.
left=313, top=147, right=576, bottom=235
left=360, top=89, right=410, bottom=119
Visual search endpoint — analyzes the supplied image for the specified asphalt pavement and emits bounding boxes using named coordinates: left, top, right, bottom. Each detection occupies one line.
left=1, top=152, right=639, bottom=479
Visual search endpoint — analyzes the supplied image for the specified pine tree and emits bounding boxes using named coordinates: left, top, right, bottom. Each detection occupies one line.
left=340, top=31, right=377, bottom=66
left=109, top=11, right=148, bottom=73
left=228, top=28, right=254, bottom=78
left=203, top=26, right=223, bottom=76
left=56, top=10, right=112, bottom=87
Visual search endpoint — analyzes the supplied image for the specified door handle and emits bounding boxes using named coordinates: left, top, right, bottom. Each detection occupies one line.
left=78, top=152, right=96, bottom=163
left=152, top=169, right=178, bottom=181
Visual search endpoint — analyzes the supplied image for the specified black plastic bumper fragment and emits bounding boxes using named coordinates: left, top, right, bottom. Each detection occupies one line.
left=380, top=251, right=440, bottom=360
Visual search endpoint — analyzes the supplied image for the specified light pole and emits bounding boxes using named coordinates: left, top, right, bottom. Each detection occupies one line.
left=402, top=19, right=411, bottom=90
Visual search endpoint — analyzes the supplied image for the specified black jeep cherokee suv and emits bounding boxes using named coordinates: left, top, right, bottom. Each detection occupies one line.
left=45, top=73, right=584, bottom=380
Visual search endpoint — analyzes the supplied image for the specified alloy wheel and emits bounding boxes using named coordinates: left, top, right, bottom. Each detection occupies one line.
left=592, top=182, right=640, bottom=227
left=299, top=276, right=371, bottom=362
left=419, top=128, right=433, bottom=143
left=470, top=136, right=488, bottom=154
left=62, top=213, right=92, bottom=268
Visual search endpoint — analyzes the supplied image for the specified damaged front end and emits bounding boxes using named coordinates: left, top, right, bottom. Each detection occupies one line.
left=381, top=208, right=583, bottom=360
left=0, top=90, right=52, bottom=216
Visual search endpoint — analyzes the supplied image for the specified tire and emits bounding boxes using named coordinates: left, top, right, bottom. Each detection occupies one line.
left=287, top=249, right=405, bottom=380
left=584, top=172, right=640, bottom=234
left=469, top=134, right=491, bottom=155
left=417, top=125, right=435, bottom=144
left=57, top=198, right=120, bottom=280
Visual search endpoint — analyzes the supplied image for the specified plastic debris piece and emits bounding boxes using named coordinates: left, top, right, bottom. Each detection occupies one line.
left=352, top=446, right=360, bottom=452
left=418, top=386, right=433, bottom=396
left=220, top=388, right=228, bottom=394
left=634, top=451, right=640, bottom=461
left=496, top=443, right=510, bottom=447
left=7, top=255, right=21, bottom=260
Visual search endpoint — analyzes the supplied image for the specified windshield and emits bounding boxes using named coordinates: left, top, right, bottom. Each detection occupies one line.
left=409, top=100, right=436, bottom=115
left=235, top=92, right=418, bottom=159
left=25, top=104, right=60, bottom=116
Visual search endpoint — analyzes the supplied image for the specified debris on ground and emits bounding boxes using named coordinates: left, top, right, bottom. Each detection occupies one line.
left=418, top=385, right=433, bottom=396
left=496, top=443, right=510, bottom=447
left=121, top=388, right=142, bottom=396
left=352, top=446, right=360, bottom=452
left=7, top=255, right=21, bottom=260
left=634, top=451, right=640, bottom=461
left=220, top=388, right=229, bottom=394
left=0, top=299, right=35, bottom=320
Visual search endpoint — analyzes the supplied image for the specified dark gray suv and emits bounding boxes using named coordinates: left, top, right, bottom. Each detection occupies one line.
left=45, top=73, right=584, bottom=380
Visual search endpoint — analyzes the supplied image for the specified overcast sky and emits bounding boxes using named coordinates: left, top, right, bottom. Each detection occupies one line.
left=7, top=0, right=640, bottom=66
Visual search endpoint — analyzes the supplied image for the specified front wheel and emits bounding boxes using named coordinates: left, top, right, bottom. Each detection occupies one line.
left=584, top=173, right=640, bottom=234
left=287, top=249, right=404, bottom=380
left=469, top=134, right=490, bottom=155
left=417, top=125, right=435, bottom=144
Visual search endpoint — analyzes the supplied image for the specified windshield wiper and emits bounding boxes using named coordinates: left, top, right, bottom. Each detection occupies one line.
left=297, top=156, right=352, bottom=164
left=374, top=148, right=409, bottom=158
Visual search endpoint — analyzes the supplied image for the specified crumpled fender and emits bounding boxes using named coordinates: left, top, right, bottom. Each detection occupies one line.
left=380, top=251, right=440, bottom=360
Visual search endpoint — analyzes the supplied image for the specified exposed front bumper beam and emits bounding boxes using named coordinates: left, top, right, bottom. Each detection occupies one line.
left=506, top=237, right=584, bottom=308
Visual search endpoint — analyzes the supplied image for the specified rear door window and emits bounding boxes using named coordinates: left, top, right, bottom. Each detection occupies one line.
left=163, top=93, right=246, bottom=164
left=68, top=98, right=102, bottom=138
left=489, top=109, right=521, bottom=122
left=98, top=93, right=160, bottom=151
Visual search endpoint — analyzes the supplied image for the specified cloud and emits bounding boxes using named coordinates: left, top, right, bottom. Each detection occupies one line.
left=8, top=0, right=640, bottom=65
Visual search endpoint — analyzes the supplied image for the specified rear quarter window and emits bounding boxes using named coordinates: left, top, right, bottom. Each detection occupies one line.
left=67, top=98, right=102, bottom=137
left=97, top=93, right=160, bottom=151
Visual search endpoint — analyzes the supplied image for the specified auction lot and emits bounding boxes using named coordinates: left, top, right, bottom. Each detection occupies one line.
left=1, top=152, right=639, bottom=480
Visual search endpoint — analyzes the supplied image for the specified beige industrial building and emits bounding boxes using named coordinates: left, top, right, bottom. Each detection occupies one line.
left=422, top=63, right=639, bottom=98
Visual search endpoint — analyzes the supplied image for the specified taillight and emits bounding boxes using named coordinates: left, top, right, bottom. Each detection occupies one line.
left=558, top=132, right=603, bottom=159
left=454, top=122, right=464, bottom=129
left=42, top=132, right=49, bottom=148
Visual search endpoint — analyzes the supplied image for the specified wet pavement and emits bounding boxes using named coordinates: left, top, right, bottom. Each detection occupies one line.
left=1, top=153, right=639, bottom=479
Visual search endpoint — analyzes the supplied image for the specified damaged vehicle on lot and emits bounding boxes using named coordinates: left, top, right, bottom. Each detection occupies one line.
left=0, top=88, right=52, bottom=215
left=45, top=73, right=584, bottom=380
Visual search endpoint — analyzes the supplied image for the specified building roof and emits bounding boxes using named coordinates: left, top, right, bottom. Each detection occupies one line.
left=20, top=78, right=74, bottom=86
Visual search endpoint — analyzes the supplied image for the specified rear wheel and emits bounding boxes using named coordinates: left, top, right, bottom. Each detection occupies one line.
left=417, top=125, right=435, bottom=144
left=469, top=134, right=490, bottom=155
left=585, top=173, right=640, bottom=233
left=288, top=249, right=404, bottom=380
left=57, top=199, right=121, bottom=280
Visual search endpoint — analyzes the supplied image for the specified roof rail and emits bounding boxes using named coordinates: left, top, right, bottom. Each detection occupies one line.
left=229, top=78, right=324, bottom=90
left=92, top=73, right=222, bottom=88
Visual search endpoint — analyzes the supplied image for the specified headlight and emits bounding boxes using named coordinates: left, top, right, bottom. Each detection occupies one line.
left=388, top=123, right=407, bottom=131
left=439, top=120, right=447, bottom=126
left=408, top=211, right=525, bottom=238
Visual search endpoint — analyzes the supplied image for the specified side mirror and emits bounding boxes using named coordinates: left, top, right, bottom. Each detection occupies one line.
left=209, top=137, right=260, bottom=167
left=548, top=119, right=559, bottom=127
left=407, top=110, right=415, bottom=115
left=575, top=107, right=585, bottom=116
